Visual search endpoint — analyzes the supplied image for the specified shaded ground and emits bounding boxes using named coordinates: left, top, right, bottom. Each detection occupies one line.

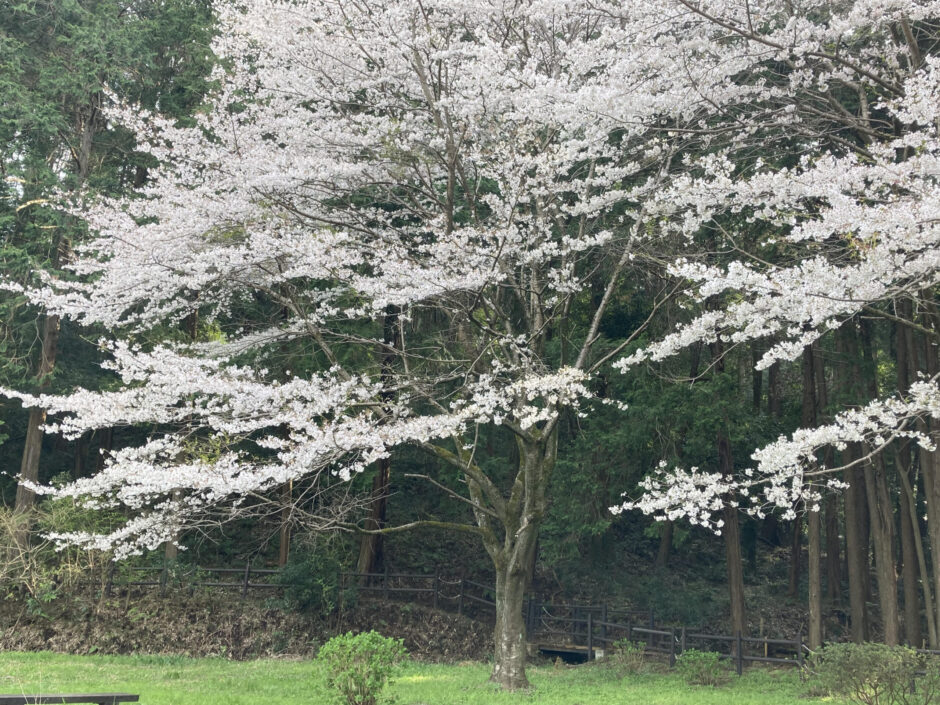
left=0, top=592, right=493, bottom=661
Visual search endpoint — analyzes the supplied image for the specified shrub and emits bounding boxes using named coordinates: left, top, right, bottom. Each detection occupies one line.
left=275, top=546, right=343, bottom=614
left=0, top=499, right=120, bottom=606
left=675, top=649, right=728, bottom=686
left=809, top=642, right=940, bottom=705
left=609, top=639, right=647, bottom=673
left=317, top=630, right=407, bottom=705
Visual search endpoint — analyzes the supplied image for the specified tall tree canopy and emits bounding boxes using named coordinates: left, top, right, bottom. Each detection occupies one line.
left=2, top=0, right=939, bottom=687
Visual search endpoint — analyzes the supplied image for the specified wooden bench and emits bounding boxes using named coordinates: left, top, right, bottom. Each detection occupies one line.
left=0, top=694, right=139, bottom=705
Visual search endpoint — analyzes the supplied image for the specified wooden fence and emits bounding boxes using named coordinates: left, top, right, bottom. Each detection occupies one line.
left=342, top=571, right=813, bottom=672
left=104, top=562, right=282, bottom=597
left=579, top=618, right=807, bottom=674
left=107, top=563, right=813, bottom=673
left=338, top=570, right=475, bottom=614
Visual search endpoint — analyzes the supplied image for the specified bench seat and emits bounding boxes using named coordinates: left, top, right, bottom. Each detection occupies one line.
left=0, top=694, right=139, bottom=705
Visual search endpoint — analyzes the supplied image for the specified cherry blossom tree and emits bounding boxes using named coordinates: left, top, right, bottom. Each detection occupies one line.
left=1, top=0, right=705, bottom=688
left=608, top=0, right=940, bottom=647
left=612, top=0, right=940, bottom=524
left=5, top=0, right=940, bottom=683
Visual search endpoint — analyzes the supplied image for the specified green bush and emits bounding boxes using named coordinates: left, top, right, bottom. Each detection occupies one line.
left=275, top=546, right=343, bottom=614
left=609, top=639, right=647, bottom=673
left=317, top=631, right=407, bottom=705
left=675, top=649, right=728, bottom=686
left=808, top=642, right=940, bottom=705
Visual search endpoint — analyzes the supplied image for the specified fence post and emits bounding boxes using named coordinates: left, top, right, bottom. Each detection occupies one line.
left=383, top=565, right=389, bottom=600
left=670, top=627, right=677, bottom=667
left=601, top=603, right=607, bottom=645
left=587, top=612, right=593, bottom=661
left=242, top=561, right=251, bottom=597
left=649, top=608, right=655, bottom=628
left=735, top=631, right=743, bottom=676
left=796, top=635, right=804, bottom=670
left=680, top=626, right=687, bottom=655
left=627, top=618, right=632, bottom=643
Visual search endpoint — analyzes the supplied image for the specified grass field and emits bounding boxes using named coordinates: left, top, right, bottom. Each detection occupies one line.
left=0, top=652, right=823, bottom=704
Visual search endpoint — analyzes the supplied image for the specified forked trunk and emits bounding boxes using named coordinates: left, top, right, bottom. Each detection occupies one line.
left=476, top=433, right=555, bottom=690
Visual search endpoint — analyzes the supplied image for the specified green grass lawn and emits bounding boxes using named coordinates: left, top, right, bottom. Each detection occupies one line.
left=0, top=652, right=823, bottom=704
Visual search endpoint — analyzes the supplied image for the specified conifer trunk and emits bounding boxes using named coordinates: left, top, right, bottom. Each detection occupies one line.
left=788, top=517, right=802, bottom=599
left=899, top=468, right=922, bottom=646
left=859, top=320, right=900, bottom=645
left=838, top=327, right=869, bottom=642
left=897, top=310, right=925, bottom=646
left=808, top=507, right=823, bottom=648
left=357, top=458, right=390, bottom=577
left=711, top=341, right=746, bottom=636
left=357, top=308, right=399, bottom=577
left=656, top=521, right=674, bottom=568
left=802, top=347, right=823, bottom=648
left=13, top=311, right=60, bottom=546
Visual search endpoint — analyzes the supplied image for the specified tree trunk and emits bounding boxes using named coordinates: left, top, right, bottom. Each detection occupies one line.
left=838, top=324, right=870, bottom=642
left=914, top=308, right=940, bottom=642
left=14, top=103, right=98, bottom=524
left=802, top=347, right=823, bottom=647
left=723, top=501, right=747, bottom=637
left=491, top=556, right=531, bottom=690
left=767, top=360, right=782, bottom=417
left=717, top=430, right=746, bottom=636
left=899, top=463, right=923, bottom=646
left=864, top=453, right=900, bottom=645
left=95, top=427, right=114, bottom=472
left=808, top=506, right=823, bottom=649
left=480, top=433, right=556, bottom=690
left=896, top=313, right=924, bottom=646
left=751, top=344, right=762, bottom=410
left=357, top=308, right=399, bottom=578
left=898, top=455, right=936, bottom=646
left=656, top=520, right=674, bottom=569
left=788, top=517, right=802, bottom=599
left=357, top=457, right=390, bottom=577
left=710, top=340, right=746, bottom=636
left=921, top=441, right=940, bottom=644
left=811, top=342, right=842, bottom=604
left=825, top=496, right=842, bottom=603
left=844, top=448, right=870, bottom=642
left=859, top=319, right=900, bottom=645
left=13, top=312, right=61, bottom=546
left=279, top=479, right=293, bottom=567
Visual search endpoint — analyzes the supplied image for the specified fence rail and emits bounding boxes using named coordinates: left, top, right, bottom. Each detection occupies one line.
left=104, top=563, right=813, bottom=674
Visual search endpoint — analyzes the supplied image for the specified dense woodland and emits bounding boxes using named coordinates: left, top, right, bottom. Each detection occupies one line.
left=1, top=0, right=939, bottom=691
